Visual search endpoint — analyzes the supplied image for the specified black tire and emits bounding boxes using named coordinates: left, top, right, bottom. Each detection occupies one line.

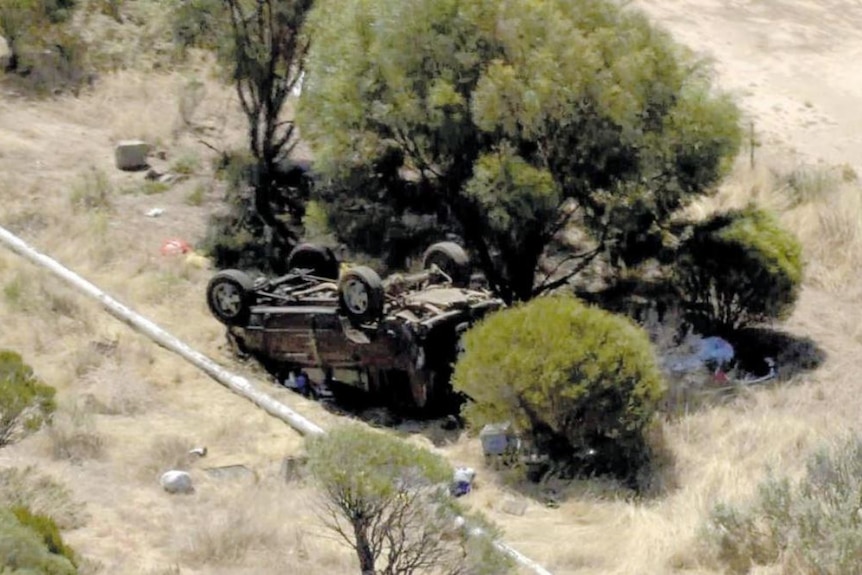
left=338, top=265, right=384, bottom=325
left=287, top=243, right=340, bottom=280
left=206, top=269, right=255, bottom=326
left=422, top=242, right=472, bottom=287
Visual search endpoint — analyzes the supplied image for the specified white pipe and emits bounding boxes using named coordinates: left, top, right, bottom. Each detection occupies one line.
left=0, top=225, right=324, bottom=437
left=0, top=224, right=551, bottom=574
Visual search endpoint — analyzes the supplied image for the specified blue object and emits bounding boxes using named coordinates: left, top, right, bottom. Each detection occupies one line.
left=452, top=481, right=472, bottom=497
left=697, top=337, right=735, bottom=365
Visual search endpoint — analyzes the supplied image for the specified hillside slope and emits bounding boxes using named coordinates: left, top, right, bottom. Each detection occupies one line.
left=2, top=2, right=862, bottom=574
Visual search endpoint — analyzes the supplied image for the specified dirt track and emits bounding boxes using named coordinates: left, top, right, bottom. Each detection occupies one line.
left=636, top=0, right=862, bottom=169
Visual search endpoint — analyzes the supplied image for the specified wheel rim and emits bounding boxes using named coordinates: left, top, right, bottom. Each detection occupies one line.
left=212, top=282, right=243, bottom=317
left=342, top=278, right=369, bottom=314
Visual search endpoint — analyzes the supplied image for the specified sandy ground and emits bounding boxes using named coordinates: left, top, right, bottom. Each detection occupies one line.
left=634, top=0, right=862, bottom=169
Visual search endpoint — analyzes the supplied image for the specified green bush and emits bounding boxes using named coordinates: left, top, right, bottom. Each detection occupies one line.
left=12, top=506, right=77, bottom=567
left=0, top=0, right=88, bottom=95
left=703, top=435, right=862, bottom=574
left=675, top=206, right=803, bottom=333
left=0, top=350, right=56, bottom=447
left=170, top=0, right=226, bottom=52
left=307, top=425, right=512, bottom=575
left=0, top=507, right=76, bottom=574
left=453, top=295, right=666, bottom=485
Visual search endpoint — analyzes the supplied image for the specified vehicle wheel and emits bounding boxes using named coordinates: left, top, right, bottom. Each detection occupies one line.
left=287, top=243, right=340, bottom=280
left=422, top=242, right=472, bottom=287
left=338, top=265, right=384, bottom=325
left=206, top=269, right=255, bottom=326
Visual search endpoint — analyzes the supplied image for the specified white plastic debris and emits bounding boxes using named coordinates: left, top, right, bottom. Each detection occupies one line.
left=146, top=207, right=165, bottom=218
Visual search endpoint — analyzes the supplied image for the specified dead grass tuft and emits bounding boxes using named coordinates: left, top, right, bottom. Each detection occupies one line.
left=137, top=435, right=195, bottom=482
left=0, top=466, right=88, bottom=529
left=46, top=406, right=106, bottom=463
left=79, top=357, right=156, bottom=416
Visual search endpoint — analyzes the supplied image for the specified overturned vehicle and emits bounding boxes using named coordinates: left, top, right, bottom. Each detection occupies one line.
left=206, top=242, right=504, bottom=412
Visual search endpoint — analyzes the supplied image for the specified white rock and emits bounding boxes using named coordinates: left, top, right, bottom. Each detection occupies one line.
left=160, top=470, right=193, bottom=494
left=115, top=140, right=150, bottom=171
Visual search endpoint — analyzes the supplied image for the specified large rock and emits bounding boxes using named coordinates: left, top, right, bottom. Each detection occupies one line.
left=160, top=470, right=194, bottom=494
left=115, top=140, right=150, bottom=171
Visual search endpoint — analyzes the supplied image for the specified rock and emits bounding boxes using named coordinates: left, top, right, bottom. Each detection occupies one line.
left=500, top=497, right=527, bottom=516
left=160, top=470, right=194, bottom=494
left=188, top=446, right=207, bottom=457
left=145, top=168, right=161, bottom=181
left=145, top=208, right=164, bottom=218
left=281, top=455, right=309, bottom=483
left=115, top=140, right=150, bottom=171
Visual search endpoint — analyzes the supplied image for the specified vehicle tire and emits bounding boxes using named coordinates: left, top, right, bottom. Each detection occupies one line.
left=206, top=269, right=255, bottom=326
left=287, top=243, right=340, bottom=280
left=338, top=265, right=384, bottom=325
left=422, top=241, right=472, bottom=287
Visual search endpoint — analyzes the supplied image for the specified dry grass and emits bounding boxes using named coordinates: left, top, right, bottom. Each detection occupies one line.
left=45, top=407, right=107, bottom=463
left=3, top=21, right=862, bottom=575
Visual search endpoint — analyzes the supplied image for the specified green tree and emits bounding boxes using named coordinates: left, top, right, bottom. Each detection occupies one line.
left=0, top=350, right=56, bottom=447
left=674, top=205, right=803, bottom=333
left=299, top=0, right=742, bottom=303
left=307, top=424, right=512, bottom=575
left=453, top=295, right=665, bottom=483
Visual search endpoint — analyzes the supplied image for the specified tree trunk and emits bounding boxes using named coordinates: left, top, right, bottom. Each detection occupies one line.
left=352, top=522, right=376, bottom=575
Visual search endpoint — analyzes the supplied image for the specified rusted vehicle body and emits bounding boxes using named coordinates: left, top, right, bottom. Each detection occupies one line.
left=206, top=242, right=504, bottom=410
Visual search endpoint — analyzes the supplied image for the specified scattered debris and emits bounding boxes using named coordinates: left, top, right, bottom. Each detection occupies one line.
left=451, top=466, right=476, bottom=497
left=160, top=238, right=191, bottom=256
left=115, top=140, right=150, bottom=171
left=188, top=446, right=207, bottom=457
left=203, top=464, right=257, bottom=482
left=146, top=208, right=164, bottom=218
left=145, top=168, right=161, bottom=181
left=160, top=470, right=194, bottom=494
left=500, top=497, right=527, bottom=516
left=479, top=422, right=516, bottom=457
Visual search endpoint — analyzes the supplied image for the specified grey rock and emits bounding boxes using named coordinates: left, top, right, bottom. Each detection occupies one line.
left=500, top=497, right=527, bottom=516
left=115, top=140, right=150, bottom=171
left=160, top=470, right=194, bottom=494
left=204, top=464, right=257, bottom=482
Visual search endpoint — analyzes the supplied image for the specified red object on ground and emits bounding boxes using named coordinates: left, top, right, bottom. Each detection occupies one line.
left=160, top=238, right=191, bottom=256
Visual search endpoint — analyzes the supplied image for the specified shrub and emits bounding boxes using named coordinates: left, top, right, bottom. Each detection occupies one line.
left=1, top=0, right=90, bottom=96
left=0, top=507, right=76, bottom=574
left=46, top=407, right=105, bottom=462
left=12, top=505, right=77, bottom=567
left=170, top=0, right=225, bottom=52
left=0, top=350, right=56, bottom=447
left=703, top=435, right=862, bottom=574
left=0, top=467, right=87, bottom=529
left=453, top=295, right=666, bottom=485
left=674, top=205, right=803, bottom=333
left=307, top=424, right=512, bottom=575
